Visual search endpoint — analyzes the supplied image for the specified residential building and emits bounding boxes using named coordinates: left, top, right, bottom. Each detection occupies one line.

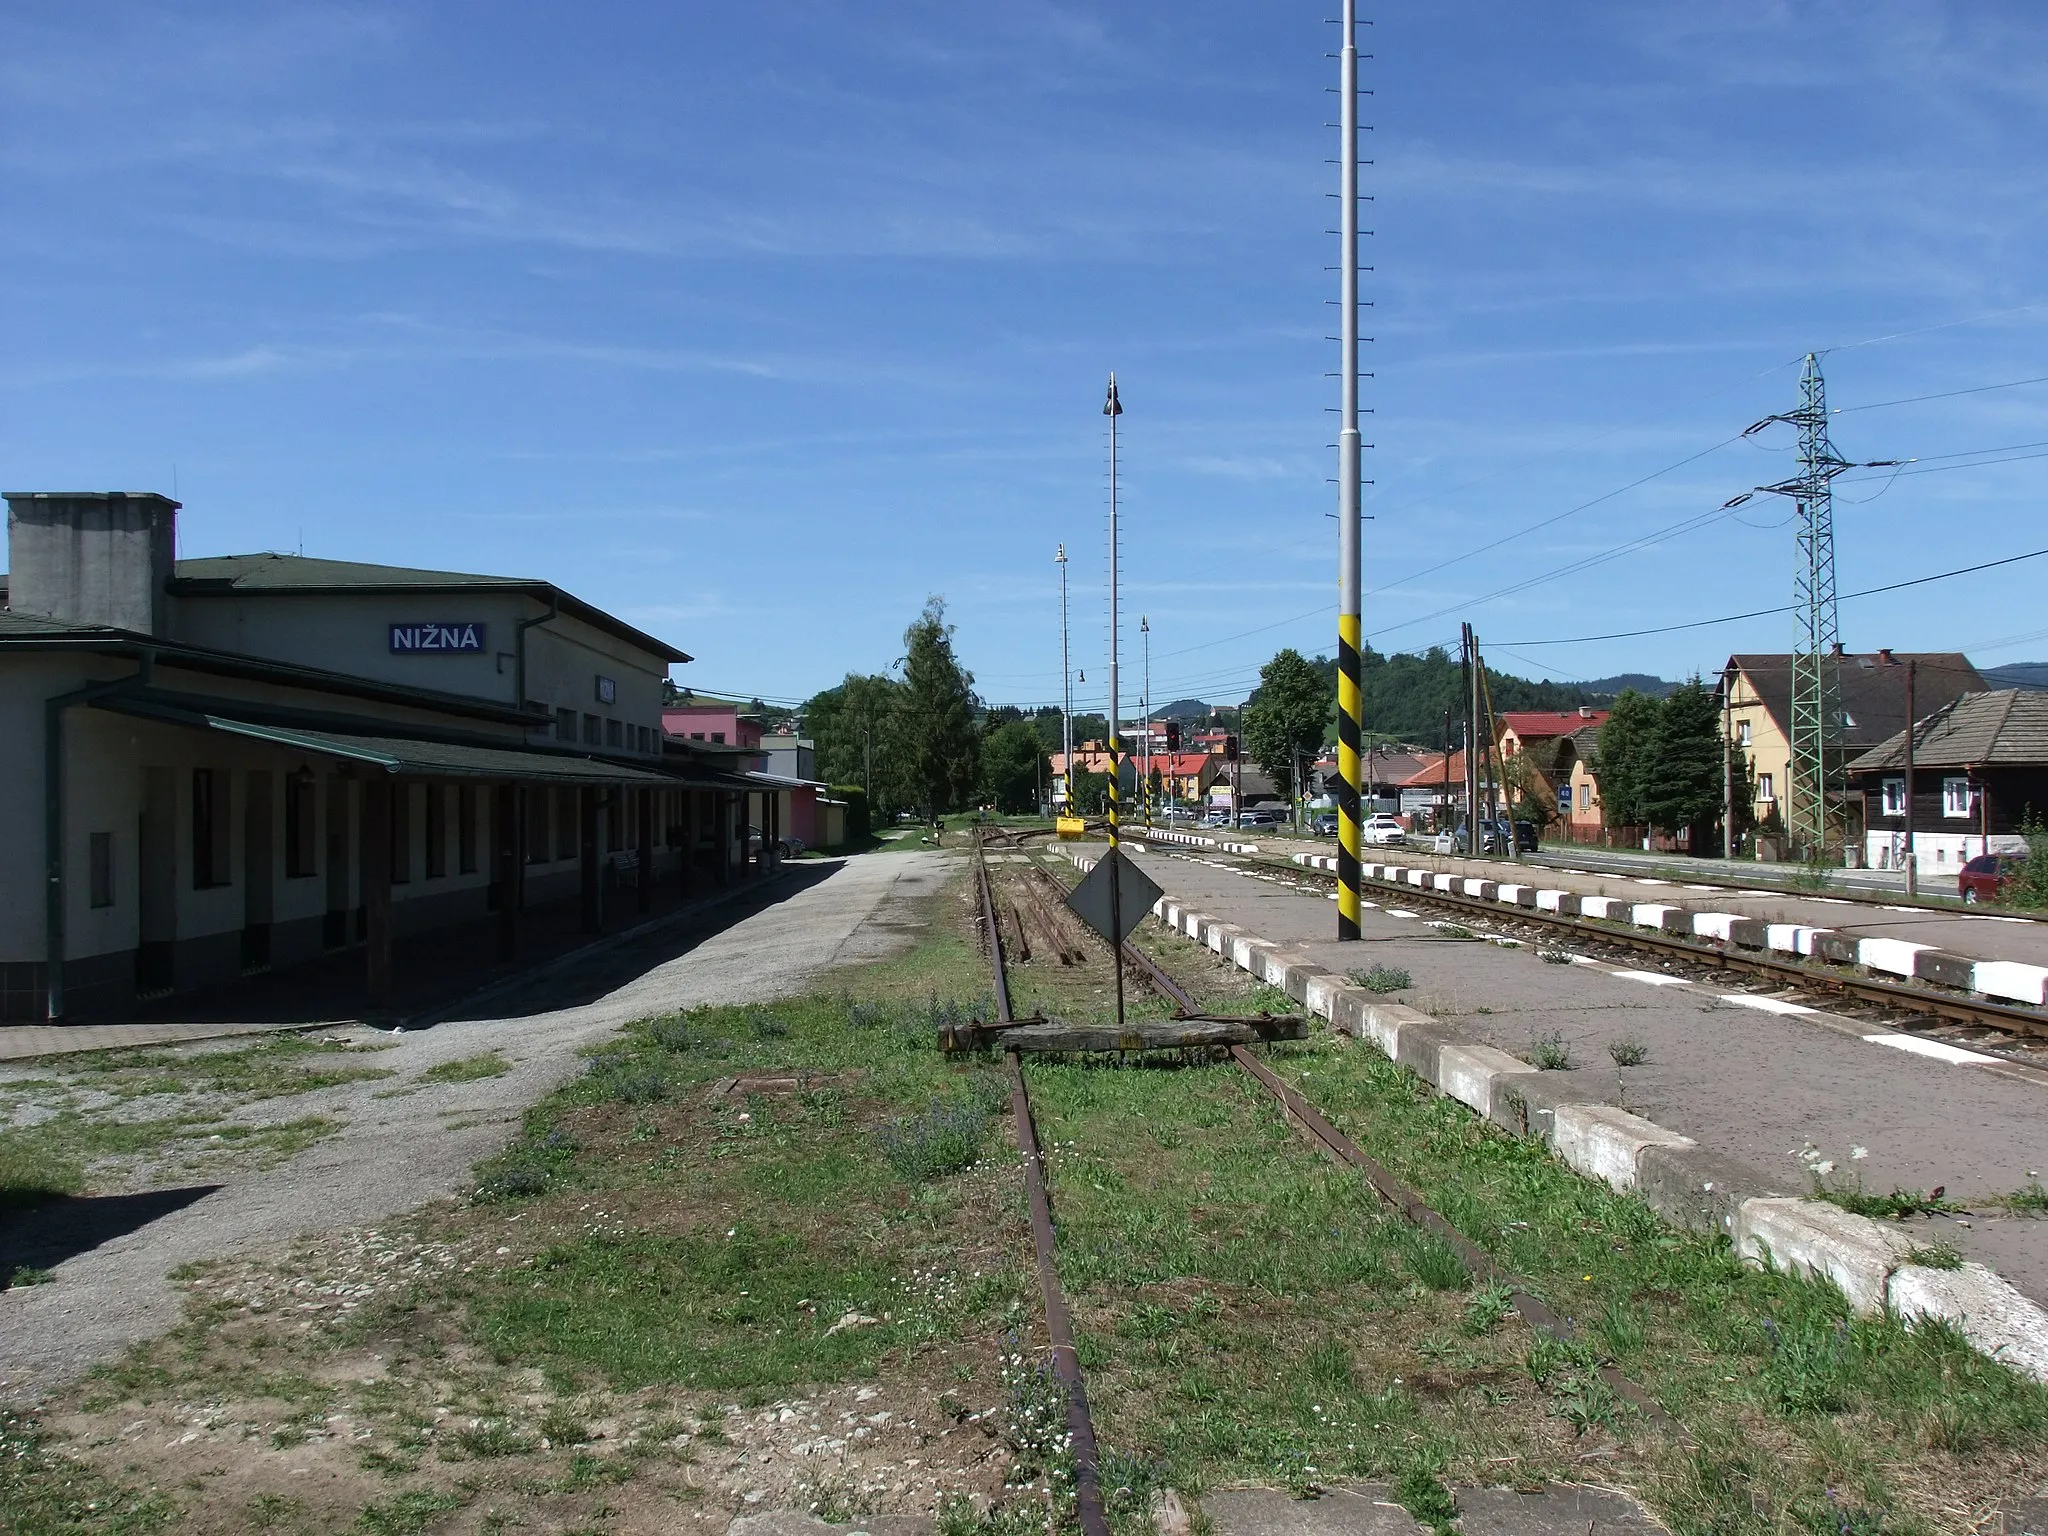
left=1496, top=709, right=1610, bottom=839
left=1847, top=689, right=2048, bottom=874
left=1725, top=650, right=1985, bottom=848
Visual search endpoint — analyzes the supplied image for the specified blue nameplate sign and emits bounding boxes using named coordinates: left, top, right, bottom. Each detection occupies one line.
left=390, top=621, right=486, bottom=654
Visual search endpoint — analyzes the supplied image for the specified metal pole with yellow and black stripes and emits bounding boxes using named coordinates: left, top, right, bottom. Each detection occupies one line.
left=1335, top=0, right=1365, bottom=941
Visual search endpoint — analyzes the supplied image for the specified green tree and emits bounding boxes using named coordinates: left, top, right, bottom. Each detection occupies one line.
left=1594, top=689, right=1662, bottom=831
left=1642, top=677, right=1723, bottom=849
left=802, top=673, right=911, bottom=822
left=1244, top=649, right=1332, bottom=801
left=978, top=718, right=1046, bottom=814
left=896, top=597, right=980, bottom=816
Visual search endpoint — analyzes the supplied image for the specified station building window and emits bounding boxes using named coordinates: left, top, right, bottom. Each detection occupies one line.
left=458, top=785, right=478, bottom=874
left=193, top=769, right=231, bottom=888
left=425, top=785, right=447, bottom=879
left=556, top=707, right=576, bottom=742
left=607, top=719, right=623, bottom=748
left=285, top=771, right=319, bottom=877
left=583, top=714, right=601, bottom=745
left=90, top=832, right=114, bottom=908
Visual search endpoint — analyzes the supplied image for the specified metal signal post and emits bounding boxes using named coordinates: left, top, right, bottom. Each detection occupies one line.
left=1104, top=374, right=1126, bottom=1028
left=1334, top=0, right=1367, bottom=940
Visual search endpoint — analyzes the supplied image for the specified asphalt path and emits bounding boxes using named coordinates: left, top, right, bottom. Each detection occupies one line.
left=0, top=851, right=948, bottom=1406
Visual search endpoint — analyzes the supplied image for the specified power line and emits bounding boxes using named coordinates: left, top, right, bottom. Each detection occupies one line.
left=1494, top=544, right=2048, bottom=646
left=1835, top=373, right=2048, bottom=414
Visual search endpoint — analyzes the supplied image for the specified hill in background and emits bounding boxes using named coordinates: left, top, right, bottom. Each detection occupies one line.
left=1984, top=662, right=2048, bottom=692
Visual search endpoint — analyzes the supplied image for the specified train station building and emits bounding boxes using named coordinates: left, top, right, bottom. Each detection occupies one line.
left=0, top=491, right=767, bottom=1022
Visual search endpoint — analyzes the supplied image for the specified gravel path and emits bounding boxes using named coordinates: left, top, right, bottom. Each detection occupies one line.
left=0, top=851, right=950, bottom=1405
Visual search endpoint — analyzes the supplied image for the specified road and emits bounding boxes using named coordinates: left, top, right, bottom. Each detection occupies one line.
left=0, top=851, right=948, bottom=1406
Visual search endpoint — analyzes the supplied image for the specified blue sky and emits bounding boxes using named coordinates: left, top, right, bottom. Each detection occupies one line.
left=6, top=3, right=2048, bottom=717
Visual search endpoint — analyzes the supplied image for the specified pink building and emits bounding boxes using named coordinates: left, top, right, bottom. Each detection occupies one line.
left=662, top=699, right=763, bottom=750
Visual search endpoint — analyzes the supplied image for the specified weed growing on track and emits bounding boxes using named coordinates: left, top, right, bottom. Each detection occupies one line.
left=876, top=1098, right=991, bottom=1181
left=2001, top=1179, right=2048, bottom=1214
left=1350, top=964, right=1412, bottom=994
left=1525, top=1031, right=1574, bottom=1070
left=1607, top=1038, right=1649, bottom=1067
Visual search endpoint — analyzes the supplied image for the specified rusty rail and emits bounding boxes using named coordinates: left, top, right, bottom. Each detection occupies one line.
left=975, top=839, right=1110, bottom=1536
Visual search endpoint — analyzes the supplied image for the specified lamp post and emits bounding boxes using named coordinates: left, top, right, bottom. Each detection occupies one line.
left=1056, top=543, right=1072, bottom=812
left=1140, top=615, right=1152, bottom=830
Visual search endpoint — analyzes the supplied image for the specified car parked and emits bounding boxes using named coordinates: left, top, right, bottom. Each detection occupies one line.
left=1310, top=812, right=1338, bottom=836
left=1960, top=852, right=2026, bottom=904
left=1362, top=814, right=1405, bottom=847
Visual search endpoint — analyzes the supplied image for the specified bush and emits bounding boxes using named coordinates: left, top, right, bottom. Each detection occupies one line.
left=876, top=1098, right=990, bottom=1182
left=473, top=1128, right=578, bottom=1203
left=584, top=1057, right=670, bottom=1104
left=1350, top=965, right=1411, bottom=994
left=646, top=1015, right=699, bottom=1051
left=1527, top=1031, right=1574, bottom=1071
left=831, top=784, right=871, bottom=842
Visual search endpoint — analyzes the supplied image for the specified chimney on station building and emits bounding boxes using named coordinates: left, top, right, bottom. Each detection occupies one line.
left=4, top=491, right=179, bottom=636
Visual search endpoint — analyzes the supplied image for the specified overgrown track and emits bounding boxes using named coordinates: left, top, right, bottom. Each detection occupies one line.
left=981, top=838, right=1683, bottom=1449
left=1192, top=843, right=2048, bottom=1053
left=972, top=842, right=1111, bottom=1536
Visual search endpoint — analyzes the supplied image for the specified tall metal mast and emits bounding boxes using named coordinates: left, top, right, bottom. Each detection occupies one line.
left=1056, top=543, right=1072, bottom=808
left=1140, top=614, right=1152, bottom=830
left=1334, top=0, right=1366, bottom=939
left=1105, top=374, right=1123, bottom=850
left=1733, top=353, right=1894, bottom=861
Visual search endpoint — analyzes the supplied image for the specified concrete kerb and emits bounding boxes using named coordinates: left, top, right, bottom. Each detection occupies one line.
left=1081, top=849, right=2048, bottom=1381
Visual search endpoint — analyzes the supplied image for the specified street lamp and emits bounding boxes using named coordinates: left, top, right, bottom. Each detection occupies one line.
left=1140, top=614, right=1152, bottom=829
left=1056, top=543, right=1072, bottom=813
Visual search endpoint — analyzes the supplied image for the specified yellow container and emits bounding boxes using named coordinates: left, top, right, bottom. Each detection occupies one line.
left=1056, top=816, right=1087, bottom=839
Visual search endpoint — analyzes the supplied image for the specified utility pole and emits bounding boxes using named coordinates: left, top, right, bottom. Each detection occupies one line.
left=1333, top=0, right=1367, bottom=939
left=1056, top=543, right=1072, bottom=811
left=1462, top=625, right=1481, bottom=854
left=1103, top=373, right=1126, bottom=1030
left=1903, top=658, right=1918, bottom=897
left=1732, top=354, right=1898, bottom=863
left=1141, top=614, right=1152, bottom=831
left=1722, top=662, right=1735, bottom=860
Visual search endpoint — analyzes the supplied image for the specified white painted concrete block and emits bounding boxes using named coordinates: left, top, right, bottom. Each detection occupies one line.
left=1303, top=973, right=1341, bottom=1021
left=1535, top=889, right=1571, bottom=912
left=1974, top=960, right=2048, bottom=1006
left=1461, top=877, right=1490, bottom=896
left=1889, top=1261, right=2048, bottom=1383
left=1430, top=872, right=1455, bottom=892
left=1734, top=1197, right=1919, bottom=1315
left=1691, top=912, right=1741, bottom=942
left=1550, top=1104, right=1695, bottom=1192
left=1858, top=937, right=1931, bottom=978
left=1630, top=902, right=1679, bottom=930
left=1580, top=895, right=1621, bottom=919
left=1406, top=869, right=1429, bottom=886
left=1766, top=923, right=1827, bottom=955
left=1435, top=1042, right=1533, bottom=1117
left=1496, top=884, right=1533, bottom=904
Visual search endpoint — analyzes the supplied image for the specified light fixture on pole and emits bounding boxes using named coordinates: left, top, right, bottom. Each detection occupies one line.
left=1056, top=542, right=1072, bottom=811
left=1140, top=614, right=1152, bottom=830
left=1104, top=372, right=1127, bottom=1030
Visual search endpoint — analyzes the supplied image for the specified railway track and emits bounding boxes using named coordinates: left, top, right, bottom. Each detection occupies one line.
left=968, top=836, right=1681, bottom=1523
left=1159, top=840, right=2048, bottom=1063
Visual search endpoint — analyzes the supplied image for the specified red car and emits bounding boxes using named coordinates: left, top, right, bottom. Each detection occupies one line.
left=1958, top=853, right=2025, bottom=904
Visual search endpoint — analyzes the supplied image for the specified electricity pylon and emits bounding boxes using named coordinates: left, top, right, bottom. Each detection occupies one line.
left=1728, top=353, right=1898, bottom=861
